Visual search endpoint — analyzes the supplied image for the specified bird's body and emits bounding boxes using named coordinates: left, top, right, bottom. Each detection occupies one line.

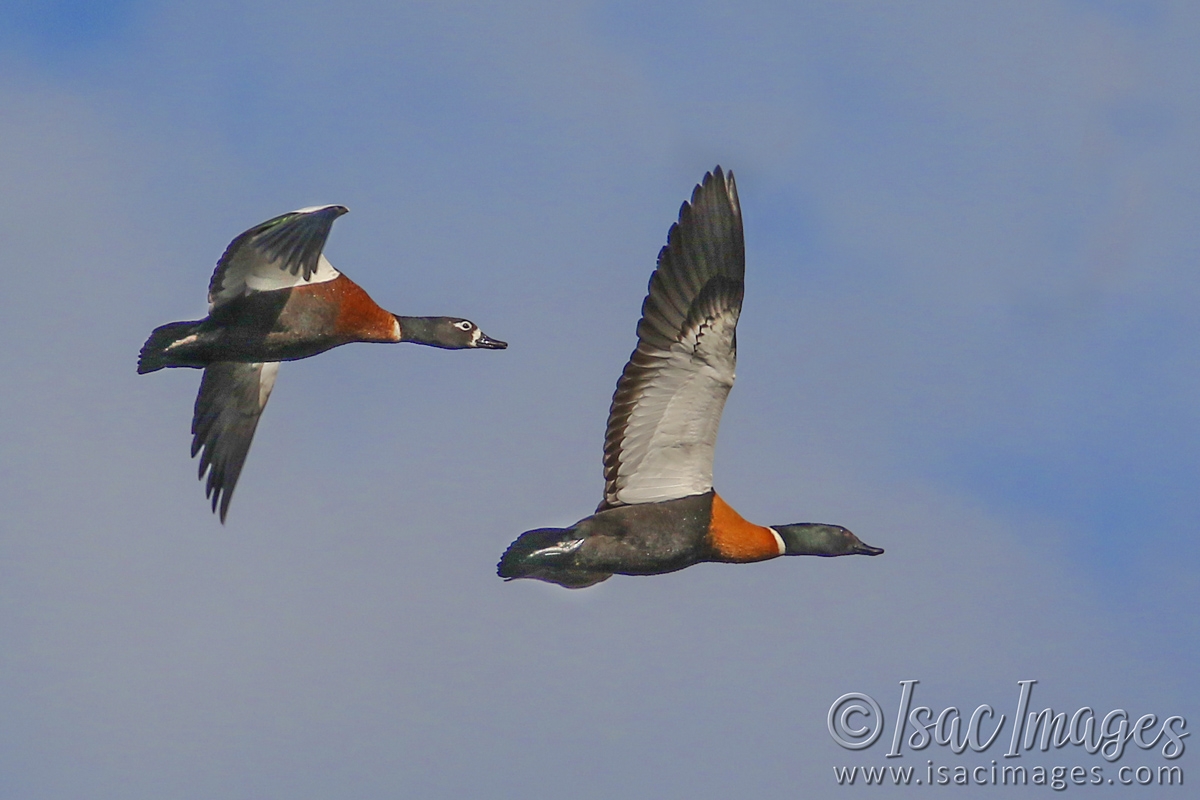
left=498, top=168, right=881, bottom=588
left=139, top=269, right=402, bottom=368
left=500, top=492, right=788, bottom=589
left=139, top=204, right=506, bottom=521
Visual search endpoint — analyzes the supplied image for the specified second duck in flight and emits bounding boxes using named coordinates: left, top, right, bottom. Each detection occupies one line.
left=498, top=168, right=881, bottom=588
left=139, top=204, right=506, bottom=522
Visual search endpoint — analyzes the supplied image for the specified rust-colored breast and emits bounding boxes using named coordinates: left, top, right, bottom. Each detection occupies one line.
left=295, top=275, right=400, bottom=343
left=707, top=492, right=784, bottom=563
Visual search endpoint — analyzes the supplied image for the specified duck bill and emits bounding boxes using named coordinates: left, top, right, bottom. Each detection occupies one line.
left=476, top=332, right=508, bottom=349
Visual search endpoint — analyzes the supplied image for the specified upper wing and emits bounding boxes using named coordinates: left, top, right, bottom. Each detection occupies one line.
left=600, top=167, right=745, bottom=510
left=191, top=361, right=280, bottom=522
left=207, top=205, right=347, bottom=309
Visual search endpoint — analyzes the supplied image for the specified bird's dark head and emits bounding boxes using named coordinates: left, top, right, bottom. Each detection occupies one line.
left=773, top=523, right=883, bottom=557
left=395, top=316, right=507, bottom=349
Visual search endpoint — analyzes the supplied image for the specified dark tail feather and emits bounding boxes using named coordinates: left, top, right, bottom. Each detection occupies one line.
left=497, top=528, right=567, bottom=578
left=497, top=528, right=610, bottom=589
left=138, top=320, right=202, bottom=374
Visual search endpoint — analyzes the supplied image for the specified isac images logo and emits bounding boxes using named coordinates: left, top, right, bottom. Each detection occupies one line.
left=827, top=680, right=1188, bottom=790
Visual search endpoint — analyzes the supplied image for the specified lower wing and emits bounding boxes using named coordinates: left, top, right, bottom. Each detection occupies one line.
left=190, top=361, right=280, bottom=522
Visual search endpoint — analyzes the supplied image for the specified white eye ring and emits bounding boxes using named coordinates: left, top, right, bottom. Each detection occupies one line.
left=456, top=320, right=473, bottom=331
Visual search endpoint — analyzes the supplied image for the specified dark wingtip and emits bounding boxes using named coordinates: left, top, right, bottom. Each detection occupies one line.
left=700, top=165, right=731, bottom=191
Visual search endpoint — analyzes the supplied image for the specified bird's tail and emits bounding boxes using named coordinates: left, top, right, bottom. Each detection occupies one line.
left=137, top=320, right=204, bottom=374
left=497, top=528, right=610, bottom=589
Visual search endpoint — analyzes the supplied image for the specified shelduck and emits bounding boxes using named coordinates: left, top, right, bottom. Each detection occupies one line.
left=139, top=205, right=506, bottom=521
left=498, top=169, right=880, bottom=588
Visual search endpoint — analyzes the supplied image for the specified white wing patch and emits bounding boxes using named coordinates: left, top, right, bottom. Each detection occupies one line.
left=208, top=205, right=345, bottom=309
left=600, top=168, right=744, bottom=510
left=243, top=253, right=339, bottom=294
left=257, top=361, right=279, bottom=407
left=212, top=253, right=340, bottom=310
left=607, top=310, right=737, bottom=506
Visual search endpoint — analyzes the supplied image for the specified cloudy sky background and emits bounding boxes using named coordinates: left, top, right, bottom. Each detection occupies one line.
left=1, top=1, right=1196, bottom=797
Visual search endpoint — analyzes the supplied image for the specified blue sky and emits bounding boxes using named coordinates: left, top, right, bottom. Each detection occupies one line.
left=0, top=1, right=1196, bottom=797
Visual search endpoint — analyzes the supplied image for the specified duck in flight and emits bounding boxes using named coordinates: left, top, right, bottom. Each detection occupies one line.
left=138, top=204, right=506, bottom=522
left=498, top=168, right=881, bottom=588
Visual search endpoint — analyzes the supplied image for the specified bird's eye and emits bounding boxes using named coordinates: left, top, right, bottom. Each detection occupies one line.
left=456, top=320, right=473, bottom=331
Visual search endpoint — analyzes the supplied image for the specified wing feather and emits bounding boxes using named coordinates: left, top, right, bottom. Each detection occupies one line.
left=600, top=167, right=744, bottom=509
left=207, top=205, right=347, bottom=309
left=190, top=361, right=279, bottom=522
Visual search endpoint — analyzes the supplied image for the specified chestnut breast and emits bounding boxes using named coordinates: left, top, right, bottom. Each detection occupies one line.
left=706, top=492, right=785, bottom=563
left=286, top=274, right=400, bottom=344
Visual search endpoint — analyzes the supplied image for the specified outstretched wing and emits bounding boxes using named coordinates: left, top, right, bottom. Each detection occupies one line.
left=207, top=205, right=347, bottom=309
left=191, top=361, right=280, bottom=522
left=600, top=167, right=744, bottom=510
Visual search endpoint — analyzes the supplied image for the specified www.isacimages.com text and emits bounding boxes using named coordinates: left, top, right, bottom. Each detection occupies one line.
left=834, top=761, right=1183, bottom=789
